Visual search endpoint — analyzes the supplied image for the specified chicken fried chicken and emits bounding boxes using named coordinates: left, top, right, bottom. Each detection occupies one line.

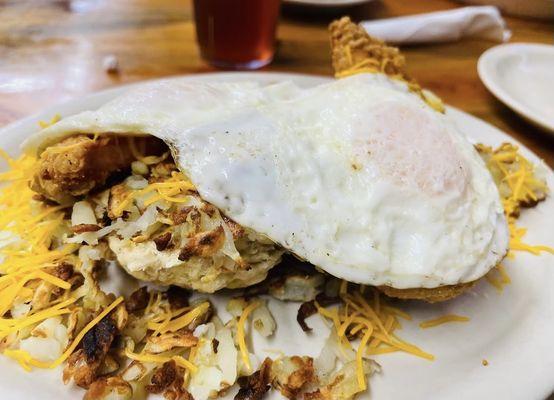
left=31, top=134, right=165, bottom=203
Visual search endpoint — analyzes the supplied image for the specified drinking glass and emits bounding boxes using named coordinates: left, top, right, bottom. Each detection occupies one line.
left=193, top=0, right=281, bottom=70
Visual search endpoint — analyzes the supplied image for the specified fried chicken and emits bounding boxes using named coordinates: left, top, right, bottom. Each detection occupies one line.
left=31, top=134, right=164, bottom=203
left=329, top=16, right=409, bottom=80
left=378, top=282, right=476, bottom=303
left=329, top=16, right=445, bottom=113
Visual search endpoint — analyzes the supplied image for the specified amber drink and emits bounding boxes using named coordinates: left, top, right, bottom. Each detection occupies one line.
left=193, top=0, right=281, bottom=70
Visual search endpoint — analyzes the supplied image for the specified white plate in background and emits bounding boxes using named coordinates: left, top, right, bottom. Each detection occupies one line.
left=283, top=0, right=371, bottom=8
left=0, top=72, right=553, bottom=400
left=478, top=43, right=554, bottom=133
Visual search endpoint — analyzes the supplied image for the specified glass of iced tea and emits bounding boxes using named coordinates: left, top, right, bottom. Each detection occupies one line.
left=193, top=0, right=281, bottom=70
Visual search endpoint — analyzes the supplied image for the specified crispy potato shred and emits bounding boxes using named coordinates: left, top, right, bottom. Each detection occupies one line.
left=0, top=16, right=551, bottom=400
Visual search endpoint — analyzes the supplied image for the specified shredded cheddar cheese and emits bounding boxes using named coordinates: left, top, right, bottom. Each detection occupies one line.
left=184, top=343, right=198, bottom=385
left=151, top=308, right=175, bottom=337
left=0, top=297, right=77, bottom=339
left=155, top=302, right=210, bottom=334
left=112, top=172, right=195, bottom=217
left=485, top=264, right=511, bottom=292
left=317, top=287, right=434, bottom=391
left=4, top=349, right=51, bottom=371
left=477, top=143, right=554, bottom=291
left=33, top=270, right=72, bottom=289
left=0, top=146, right=129, bottom=375
left=145, top=291, right=162, bottom=316
left=125, top=349, right=197, bottom=372
left=4, top=296, right=123, bottom=370
left=146, top=305, right=192, bottom=330
left=477, top=143, right=554, bottom=255
left=509, top=225, right=554, bottom=256
left=38, top=114, right=61, bottom=129
left=419, top=314, right=470, bottom=329
left=356, top=322, right=373, bottom=391
left=0, top=151, right=86, bottom=367
left=237, top=300, right=260, bottom=372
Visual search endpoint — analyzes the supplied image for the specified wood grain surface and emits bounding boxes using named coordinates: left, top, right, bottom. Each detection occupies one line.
left=0, top=0, right=553, bottom=166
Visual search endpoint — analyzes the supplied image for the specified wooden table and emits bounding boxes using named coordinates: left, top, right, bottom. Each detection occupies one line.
left=0, top=0, right=553, bottom=167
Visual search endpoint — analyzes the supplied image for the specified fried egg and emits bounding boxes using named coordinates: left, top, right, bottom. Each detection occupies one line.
left=27, top=73, right=509, bottom=288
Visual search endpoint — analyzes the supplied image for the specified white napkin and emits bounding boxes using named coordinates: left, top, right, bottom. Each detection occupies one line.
left=360, top=6, right=511, bottom=45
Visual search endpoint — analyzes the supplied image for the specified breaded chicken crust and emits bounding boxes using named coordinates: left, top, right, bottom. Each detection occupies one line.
left=330, top=17, right=409, bottom=80
left=378, top=282, right=476, bottom=303
left=31, top=135, right=163, bottom=203
left=329, top=16, right=445, bottom=113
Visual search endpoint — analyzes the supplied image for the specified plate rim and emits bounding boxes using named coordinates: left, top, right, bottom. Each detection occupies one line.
left=477, top=42, right=554, bottom=133
left=283, top=0, right=371, bottom=7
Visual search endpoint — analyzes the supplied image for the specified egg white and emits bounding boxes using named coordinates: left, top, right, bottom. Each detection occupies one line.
left=27, top=73, right=509, bottom=288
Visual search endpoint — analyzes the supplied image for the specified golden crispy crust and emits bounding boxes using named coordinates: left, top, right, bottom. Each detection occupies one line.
left=330, top=16, right=408, bottom=80
left=32, top=135, right=133, bottom=203
left=329, top=16, right=444, bottom=113
left=31, top=134, right=164, bottom=203
left=271, top=356, right=316, bottom=399
left=236, top=358, right=273, bottom=400
left=378, top=281, right=476, bottom=303
left=177, top=225, right=226, bottom=261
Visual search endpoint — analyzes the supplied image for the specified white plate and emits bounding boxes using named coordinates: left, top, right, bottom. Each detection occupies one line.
left=283, top=0, right=370, bottom=8
left=478, top=43, right=554, bottom=133
left=0, top=72, right=553, bottom=400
